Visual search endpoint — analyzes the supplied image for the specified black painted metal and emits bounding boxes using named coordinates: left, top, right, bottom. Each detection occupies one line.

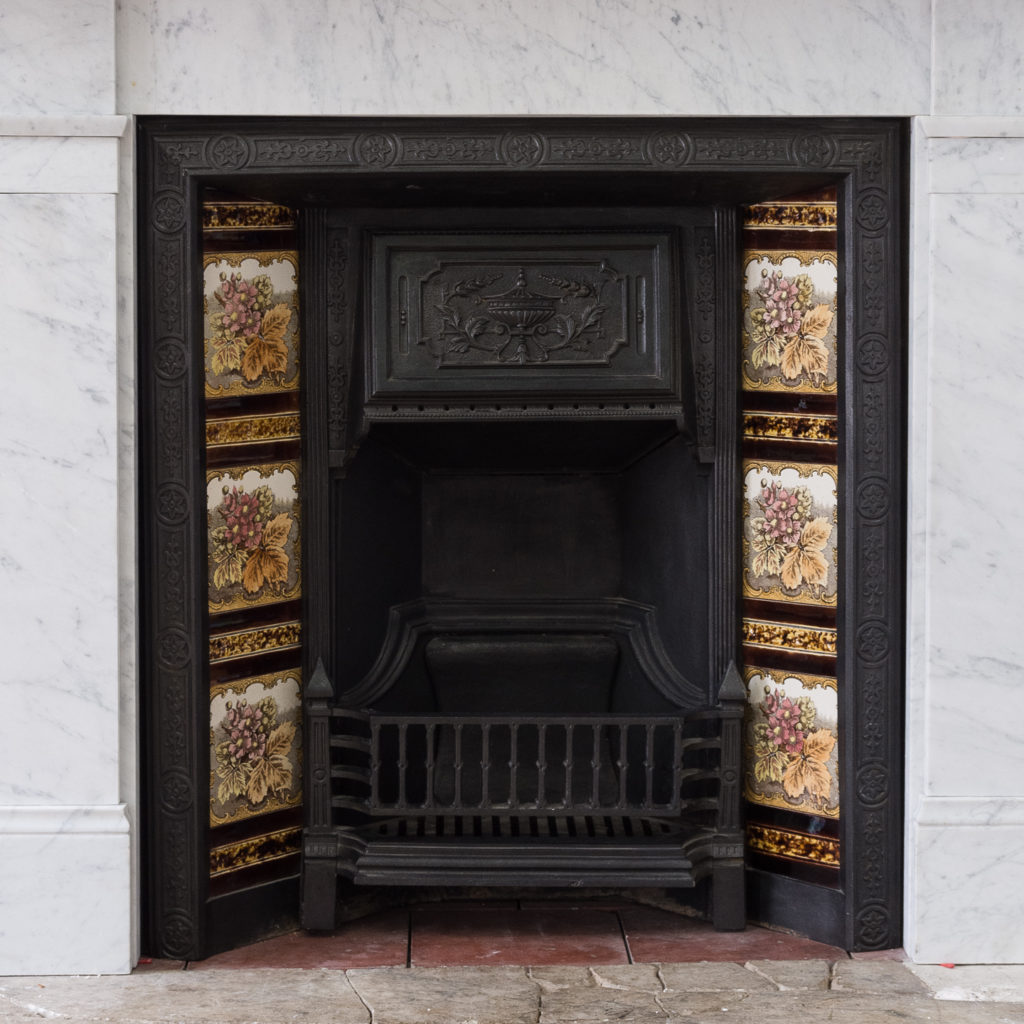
left=138, top=116, right=906, bottom=957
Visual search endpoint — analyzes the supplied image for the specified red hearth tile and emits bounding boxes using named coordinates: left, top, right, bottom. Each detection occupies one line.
left=411, top=906, right=629, bottom=967
left=619, top=907, right=847, bottom=963
left=188, top=910, right=410, bottom=970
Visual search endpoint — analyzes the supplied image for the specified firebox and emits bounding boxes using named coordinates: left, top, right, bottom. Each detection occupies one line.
left=300, top=209, right=746, bottom=929
left=138, top=117, right=906, bottom=959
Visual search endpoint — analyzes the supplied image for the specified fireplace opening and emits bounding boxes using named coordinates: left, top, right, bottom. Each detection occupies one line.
left=301, top=211, right=746, bottom=930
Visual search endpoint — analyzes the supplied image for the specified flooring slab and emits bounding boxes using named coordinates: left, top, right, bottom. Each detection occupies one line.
left=619, top=906, right=847, bottom=963
left=410, top=906, right=629, bottom=967
left=189, top=910, right=410, bottom=970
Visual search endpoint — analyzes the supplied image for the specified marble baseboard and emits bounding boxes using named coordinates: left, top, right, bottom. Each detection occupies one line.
left=0, top=805, right=131, bottom=975
left=909, top=816, right=1024, bottom=964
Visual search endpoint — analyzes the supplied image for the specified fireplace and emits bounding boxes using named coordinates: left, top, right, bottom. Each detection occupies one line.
left=137, top=117, right=906, bottom=958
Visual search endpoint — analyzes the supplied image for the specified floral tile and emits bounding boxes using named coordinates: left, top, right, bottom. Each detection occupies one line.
left=743, top=667, right=838, bottom=819
left=741, top=251, right=837, bottom=393
left=742, top=461, right=838, bottom=607
left=210, top=670, right=302, bottom=826
left=203, top=251, right=299, bottom=397
left=207, top=462, right=300, bottom=613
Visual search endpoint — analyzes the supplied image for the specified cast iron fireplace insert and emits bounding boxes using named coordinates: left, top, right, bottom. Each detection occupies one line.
left=300, top=204, right=746, bottom=930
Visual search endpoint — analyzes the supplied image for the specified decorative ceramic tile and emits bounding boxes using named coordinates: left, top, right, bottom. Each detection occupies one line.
left=742, top=202, right=837, bottom=231
left=209, top=826, right=302, bottom=876
left=206, top=411, right=301, bottom=448
left=209, top=670, right=302, bottom=826
left=742, top=412, right=837, bottom=444
left=743, top=667, right=839, bottom=819
left=206, top=462, right=300, bottom=613
left=742, top=461, right=838, bottom=607
left=740, top=618, right=837, bottom=657
left=208, top=620, right=302, bottom=664
left=741, top=251, right=838, bottom=393
left=203, top=252, right=299, bottom=397
left=747, top=823, right=839, bottom=866
left=203, top=203, right=296, bottom=232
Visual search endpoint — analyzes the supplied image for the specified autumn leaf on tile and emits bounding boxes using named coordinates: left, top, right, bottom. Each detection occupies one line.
left=212, top=549, right=246, bottom=590
left=265, top=721, right=295, bottom=796
left=261, top=303, right=292, bottom=346
left=780, top=517, right=831, bottom=590
left=801, top=303, right=834, bottom=340
left=780, top=333, right=829, bottom=380
left=262, top=512, right=293, bottom=550
left=241, top=335, right=288, bottom=381
left=211, top=337, right=244, bottom=376
left=242, top=545, right=289, bottom=593
left=750, top=521, right=784, bottom=577
left=782, top=728, right=836, bottom=803
left=216, top=759, right=247, bottom=804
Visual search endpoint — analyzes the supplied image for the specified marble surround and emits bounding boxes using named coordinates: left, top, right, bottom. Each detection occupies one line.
left=2, top=0, right=1024, bottom=975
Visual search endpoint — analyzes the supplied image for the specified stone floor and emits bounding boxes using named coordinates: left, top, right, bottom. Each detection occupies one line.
left=2, top=902, right=1024, bottom=1023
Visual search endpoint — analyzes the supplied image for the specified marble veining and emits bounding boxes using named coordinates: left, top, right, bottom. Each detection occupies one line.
left=116, top=0, right=930, bottom=116
left=913, top=825, right=1024, bottom=963
left=932, top=0, right=1024, bottom=117
left=929, top=137, right=1024, bottom=195
left=0, top=194, right=119, bottom=807
left=0, top=0, right=116, bottom=117
left=0, top=136, right=119, bottom=194
left=924, top=194, right=1024, bottom=797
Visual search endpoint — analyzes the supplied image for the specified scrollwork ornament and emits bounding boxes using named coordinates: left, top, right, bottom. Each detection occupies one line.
left=156, top=483, right=189, bottom=526
left=647, top=131, right=691, bottom=166
left=207, top=134, right=250, bottom=171
left=857, top=335, right=889, bottom=377
left=161, top=769, right=193, bottom=814
left=502, top=132, right=543, bottom=167
left=357, top=132, right=398, bottom=167
left=857, top=621, right=890, bottom=664
left=857, top=762, right=889, bottom=806
left=161, top=911, right=196, bottom=959
left=857, top=478, right=890, bottom=520
left=794, top=133, right=836, bottom=168
left=856, top=902, right=891, bottom=949
left=856, top=190, right=889, bottom=232
left=154, top=338, right=187, bottom=380
left=157, top=627, right=191, bottom=669
left=153, top=193, right=186, bottom=233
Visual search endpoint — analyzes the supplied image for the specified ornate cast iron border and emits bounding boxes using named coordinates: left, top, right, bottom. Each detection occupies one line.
left=137, top=117, right=906, bottom=957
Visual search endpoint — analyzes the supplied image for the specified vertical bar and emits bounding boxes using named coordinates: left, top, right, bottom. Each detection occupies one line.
left=369, top=720, right=380, bottom=809
left=591, top=723, right=601, bottom=809
left=537, top=722, right=547, bottom=808
left=397, top=722, right=407, bottom=809
left=424, top=722, right=435, bottom=810
left=453, top=722, right=463, bottom=809
left=564, top=723, right=574, bottom=808
left=509, top=723, right=519, bottom=810
left=617, top=723, right=628, bottom=809
left=673, top=720, right=683, bottom=810
left=644, top=722, right=655, bottom=810
left=481, top=723, right=491, bottom=808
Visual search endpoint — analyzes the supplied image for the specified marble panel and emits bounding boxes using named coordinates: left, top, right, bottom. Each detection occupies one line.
left=0, top=193, right=119, bottom=807
left=933, top=0, right=1024, bottom=117
left=115, top=0, right=931, bottom=117
left=0, top=0, right=115, bottom=116
left=925, top=193, right=1024, bottom=797
left=911, top=823, right=1024, bottom=963
left=929, top=137, right=1024, bottom=195
left=0, top=810, right=131, bottom=975
left=0, top=136, right=119, bottom=193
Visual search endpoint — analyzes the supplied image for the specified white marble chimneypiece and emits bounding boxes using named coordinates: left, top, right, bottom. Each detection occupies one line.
left=1, top=0, right=1023, bottom=974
